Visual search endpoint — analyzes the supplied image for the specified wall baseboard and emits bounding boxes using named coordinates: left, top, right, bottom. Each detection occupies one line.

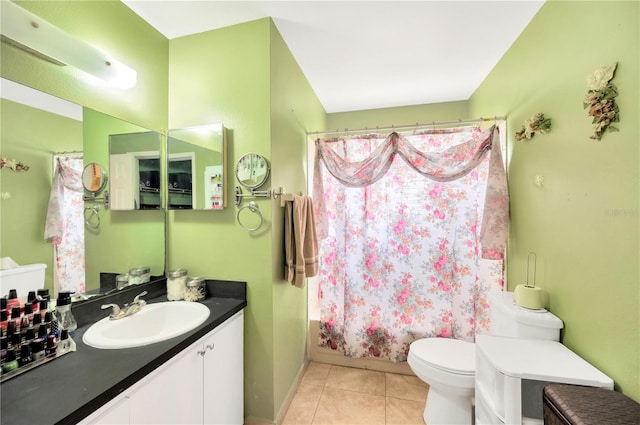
left=275, top=358, right=309, bottom=425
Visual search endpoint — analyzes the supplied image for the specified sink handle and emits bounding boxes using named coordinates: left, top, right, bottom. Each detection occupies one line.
left=101, top=303, right=122, bottom=318
left=133, top=291, right=148, bottom=306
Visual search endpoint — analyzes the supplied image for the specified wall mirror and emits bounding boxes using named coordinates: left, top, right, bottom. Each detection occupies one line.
left=82, top=163, right=108, bottom=194
left=0, top=78, right=165, bottom=299
left=167, top=124, right=227, bottom=210
left=109, top=131, right=162, bottom=211
left=235, top=153, right=269, bottom=189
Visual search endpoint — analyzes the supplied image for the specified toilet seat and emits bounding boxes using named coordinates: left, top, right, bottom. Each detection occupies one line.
left=409, top=338, right=475, bottom=376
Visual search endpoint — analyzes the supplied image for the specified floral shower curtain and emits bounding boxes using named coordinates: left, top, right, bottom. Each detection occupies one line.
left=313, top=126, right=507, bottom=361
left=44, top=156, right=85, bottom=294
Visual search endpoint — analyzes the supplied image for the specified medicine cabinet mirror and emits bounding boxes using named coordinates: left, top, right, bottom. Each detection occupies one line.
left=235, top=153, right=270, bottom=189
left=167, top=123, right=227, bottom=210
left=109, top=131, right=162, bottom=211
left=82, top=163, right=108, bottom=194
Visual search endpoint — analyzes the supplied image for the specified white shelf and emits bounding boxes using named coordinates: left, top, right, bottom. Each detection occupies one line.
left=475, top=335, right=614, bottom=424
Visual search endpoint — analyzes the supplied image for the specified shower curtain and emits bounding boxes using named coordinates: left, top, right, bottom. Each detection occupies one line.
left=313, top=126, right=507, bottom=362
left=45, top=156, right=85, bottom=294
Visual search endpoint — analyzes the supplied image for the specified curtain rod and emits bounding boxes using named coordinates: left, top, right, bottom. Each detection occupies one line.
left=52, top=150, right=83, bottom=155
left=306, top=116, right=506, bottom=137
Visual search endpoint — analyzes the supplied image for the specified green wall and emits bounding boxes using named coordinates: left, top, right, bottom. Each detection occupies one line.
left=0, top=98, right=82, bottom=289
left=269, top=20, right=326, bottom=421
left=327, top=100, right=468, bottom=130
left=168, top=18, right=325, bottom=422
left=469, top=1, right=639, bottom=401
left=83, top=109, right=165, bottom=286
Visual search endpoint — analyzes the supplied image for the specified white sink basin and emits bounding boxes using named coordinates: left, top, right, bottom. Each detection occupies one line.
left=83, top=301, right=210, bottom=349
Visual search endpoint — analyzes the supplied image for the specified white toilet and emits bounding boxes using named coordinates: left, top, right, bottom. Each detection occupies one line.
left=407, top=290, right=563, bottom=425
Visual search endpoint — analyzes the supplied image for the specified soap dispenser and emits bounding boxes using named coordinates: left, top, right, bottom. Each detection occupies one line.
left=54, top=291, right=77, bottom=336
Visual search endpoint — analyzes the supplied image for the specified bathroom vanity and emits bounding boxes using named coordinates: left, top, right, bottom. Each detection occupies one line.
left=0, top=280, right=247, bottom=425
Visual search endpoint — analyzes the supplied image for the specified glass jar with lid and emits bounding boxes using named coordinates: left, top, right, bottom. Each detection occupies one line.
left=166, top=269, right=188, bottom=301
left=128, top=266, right=150, bottom=285
left=116, top=274, right=129, bottom=290
left=184, top=277, right=206, bottom=302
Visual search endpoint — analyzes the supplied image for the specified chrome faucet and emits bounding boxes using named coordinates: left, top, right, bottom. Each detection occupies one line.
left=101, top=291, right=148, bottom=320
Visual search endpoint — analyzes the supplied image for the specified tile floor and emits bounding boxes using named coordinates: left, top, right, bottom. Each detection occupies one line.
left=281, top=362, right=429, bottom=425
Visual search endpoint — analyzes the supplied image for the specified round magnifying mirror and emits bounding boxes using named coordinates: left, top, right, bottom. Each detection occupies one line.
left=82, top=163, right=108, bottom=194
left=235, top=153, right=270, bottom=189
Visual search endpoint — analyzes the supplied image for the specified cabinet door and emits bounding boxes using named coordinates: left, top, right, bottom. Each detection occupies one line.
left=203, top=311, right=244, bottom=425
left=81, top=394, right=130, bottom=424
left=129, top=338, right=205, bottom=424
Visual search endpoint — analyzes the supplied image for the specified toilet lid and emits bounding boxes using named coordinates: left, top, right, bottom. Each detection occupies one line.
left=410, top=338, right=475, bottom=375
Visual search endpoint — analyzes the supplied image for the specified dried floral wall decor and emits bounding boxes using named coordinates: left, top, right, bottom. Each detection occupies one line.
left=0, top=157, right=30, bottom=171
left=515, top=113, right=552, bottom=141
left=584, top=62, right=619, bottom=140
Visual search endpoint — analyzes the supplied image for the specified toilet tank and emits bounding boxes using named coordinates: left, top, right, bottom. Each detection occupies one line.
left=488, top=290, right=563, bottom=341
left=0, top=263, right=47, bottom=302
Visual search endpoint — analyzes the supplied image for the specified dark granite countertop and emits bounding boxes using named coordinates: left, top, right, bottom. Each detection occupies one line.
left=1, top=280, right=247, bottom=425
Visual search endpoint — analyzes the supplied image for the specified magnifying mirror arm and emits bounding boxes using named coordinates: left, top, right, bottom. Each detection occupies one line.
left=234, top=186, right=271, bottom=206
left=83, top=190, right=110, bottom=210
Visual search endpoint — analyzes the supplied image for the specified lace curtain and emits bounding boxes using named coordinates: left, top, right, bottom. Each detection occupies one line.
left=313, top=126, right=508, bottom=361
left=44, top=156, right=85, bottom=294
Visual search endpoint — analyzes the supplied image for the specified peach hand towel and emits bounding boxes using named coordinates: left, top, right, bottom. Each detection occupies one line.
left=285, top=195, right=319, bottom=288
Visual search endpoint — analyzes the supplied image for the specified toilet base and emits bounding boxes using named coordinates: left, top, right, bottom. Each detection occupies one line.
left=423, top=386, right=473, bottom=425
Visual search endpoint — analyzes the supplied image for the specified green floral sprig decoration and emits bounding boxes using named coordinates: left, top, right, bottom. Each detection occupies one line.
left=584, top=62, right=619, bottom=140
left=515, top=113, right=552, bottom=141
left=0, top=156, right=29, bottom=171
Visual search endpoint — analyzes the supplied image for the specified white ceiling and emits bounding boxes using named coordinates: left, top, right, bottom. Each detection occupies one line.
left=122, top=1, right=544, bottom=113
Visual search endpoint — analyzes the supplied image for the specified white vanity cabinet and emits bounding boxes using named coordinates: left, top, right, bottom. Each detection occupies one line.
left=475, top=335, right=613, bottom=425
left=82, top=310, right=244, bottom=425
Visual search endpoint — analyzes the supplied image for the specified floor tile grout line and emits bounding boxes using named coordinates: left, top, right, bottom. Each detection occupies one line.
left=309, top=364, right=331, bottom=425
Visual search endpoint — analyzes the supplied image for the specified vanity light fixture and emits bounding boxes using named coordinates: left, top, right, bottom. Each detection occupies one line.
left=0, top=1, right=137, bottom=89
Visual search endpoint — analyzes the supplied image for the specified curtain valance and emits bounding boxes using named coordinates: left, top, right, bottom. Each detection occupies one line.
left=313, top=126, right=508, bottom=259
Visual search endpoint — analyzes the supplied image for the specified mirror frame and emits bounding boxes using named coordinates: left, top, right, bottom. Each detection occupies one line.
left=235, top=152, right=270, bottom=190
left=82, top=163, right=108, bottom=194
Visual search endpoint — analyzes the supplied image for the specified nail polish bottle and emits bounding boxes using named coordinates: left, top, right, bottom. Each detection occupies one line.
left=57, top=329, right=70, bottom=353
left=27, top=291, right=39, bottom=313
left=6, top=320, right=17, bottom=340
left=45, top=335, right=57, bottom=356
left=18, top=343, right=32, bottom=367
left=0, top=310, right=7, bottom=333
left=24, top=303, right=34, bottom=326
left=9, top=333, right=21, bottom=352
left=10, top=307, right=21, bottom=333
left=44, top=311, right=54, bottom=335
left=1, top=297, right=7, bottom=314
left=48, top=319, right=60, bottom=341
left=30, top=338, right=45, bottom=361
left=37, top=324, right=47, bottom=340
left=32, top=312, right=42, bottom=329
left=1, top=336, right=7, bottom=366
left=24, top=327, right=35, bottom=345
left=39, top=299, right=48, bottom=317
left=6, top=290, right=20, bottom=314
left=2, top=348, right=18, bottom=373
